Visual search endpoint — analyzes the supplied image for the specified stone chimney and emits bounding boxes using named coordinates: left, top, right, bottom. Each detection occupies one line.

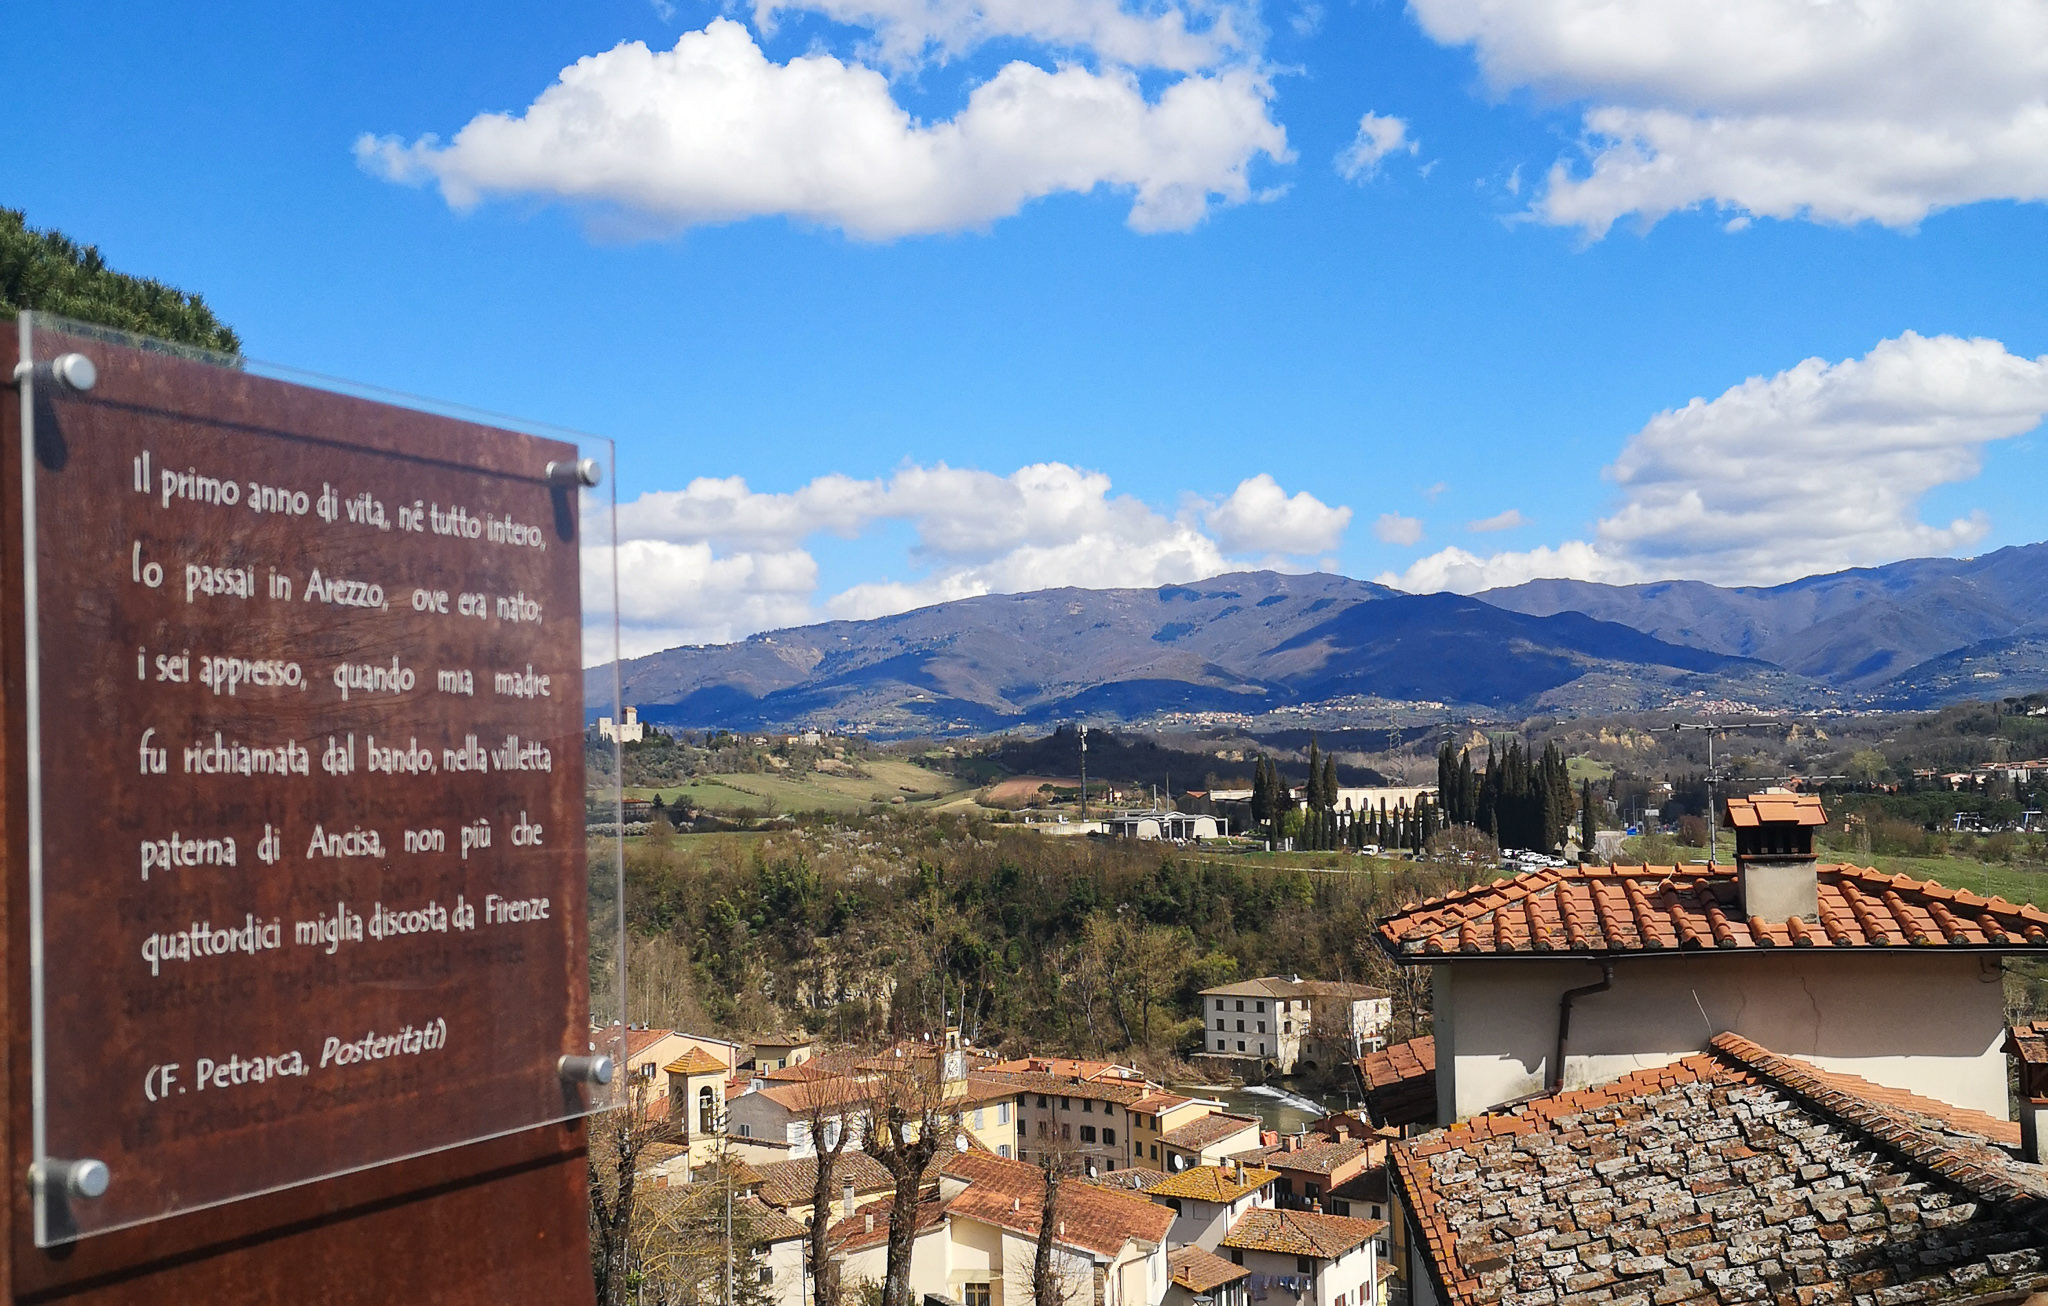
left=1283, top=1133, right=1301, bottom=1153
left=1332, top=1125, right=1350, bottom=1144
left=1726, top=791, right=1827, bottom=921
left=843, top=1180, right=857, bottom=1220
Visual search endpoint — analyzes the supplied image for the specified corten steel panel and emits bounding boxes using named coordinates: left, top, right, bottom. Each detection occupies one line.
left=4, top=323, right=600, bottom=1271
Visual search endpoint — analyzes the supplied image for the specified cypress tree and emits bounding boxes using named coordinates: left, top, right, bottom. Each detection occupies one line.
left=1580, top=778, right=1597, bottom=863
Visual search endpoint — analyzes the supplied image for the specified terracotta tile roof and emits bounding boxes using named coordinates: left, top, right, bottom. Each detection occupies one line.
left=1171, top=1245, right=1252, bottom=1293
left=956, top=1075, right=1028, bottom=1107
left=751, top=1032, right=814, bottom=1050
left=1724, top=791, right=1827, bottom=828
left=594, top=1024, right=678, bottom=1060
left=826, top=1194, right=946, bottom=1254
left=737, top=1196, right=807, bottom=1243
left=1357, top=1036, right=1437, bottom=1130
left=1221, top=1207, right=1385, bottom=1259
left=1261, top=1136, right=1370, bottom=1177
left=747, top=1151, right=896, bottom=1208
left=1130, top=1090, right=1195, bottom=1114
left=1375, top=862, right=2048, bottom=957
left=941, top=1148, right=1043, bottom=1200
left=749, top=1074, right=878, bottom=1114
left=1201, top=978, right=1389, bottom=1001
left=975, top=1069, right=1150, bottom=1105
left=2007, top=1018, right=2048, bottom=1070
left=760, top=1062, right=840, bottom=1083
left=1391, top=1034, right=2048, bottom=1306
left=1086, top=1168, right=1169, bottom=1193
left=665, top=1048, right=731, bottom=1076
left=942, top=1153, right=1173, bottom=1258
left=1143, top=1164, right=1279, bottom=1203
left=1162, top=1112, right=1263, bottom=1151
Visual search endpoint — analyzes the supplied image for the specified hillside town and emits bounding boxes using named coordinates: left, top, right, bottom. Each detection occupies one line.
left=597, top=790, right=2048, bottom=1306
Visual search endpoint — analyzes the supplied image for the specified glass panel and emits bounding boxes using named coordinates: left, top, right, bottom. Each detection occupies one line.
left=16, top=313, right=625, bottom=1243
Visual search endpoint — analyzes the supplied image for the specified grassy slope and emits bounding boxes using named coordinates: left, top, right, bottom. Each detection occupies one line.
left=625, top=759, right=977, bottom=815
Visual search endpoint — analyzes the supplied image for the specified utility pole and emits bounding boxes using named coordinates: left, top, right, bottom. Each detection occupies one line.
left=1671, top=718, right=1796, bottom=865
left=1671, top=720, right=1720, bottom=864
left=1079, top=725, right=1088, bottom=823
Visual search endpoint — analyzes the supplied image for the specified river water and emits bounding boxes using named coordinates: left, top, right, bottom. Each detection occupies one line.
left=1171, top=1083, right=1339, bottom=1134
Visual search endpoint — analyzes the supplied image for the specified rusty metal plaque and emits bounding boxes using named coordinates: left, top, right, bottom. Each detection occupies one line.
left=14, top=315, right=625, bottom=1243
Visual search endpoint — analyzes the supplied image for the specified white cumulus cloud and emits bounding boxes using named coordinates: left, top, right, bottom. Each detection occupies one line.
left=1407, top=0, right=2048, bottom=234
left=1374, top=513, right=1425, bottom=546
left=1381, top=331, right=2048, bottom=593
left=1467, top=508, right=1527, bottom=532
left=356, top=18, right=1289, bottom=239
left=597, top=462, right=1348, bottom=657
left=1336, top=111, right=1417, bottom=181
left=1204, top=473, right=1352, bottom=554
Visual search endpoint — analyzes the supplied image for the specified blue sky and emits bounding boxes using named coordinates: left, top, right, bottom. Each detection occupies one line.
left=11, top=0, right=2048, bottom=658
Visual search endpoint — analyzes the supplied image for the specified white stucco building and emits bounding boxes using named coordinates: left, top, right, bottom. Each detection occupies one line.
left=1376, top=790, right=2048, bottom=1124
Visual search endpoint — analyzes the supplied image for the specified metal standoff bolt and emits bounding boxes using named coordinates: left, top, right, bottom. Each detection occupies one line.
left=34, top=1158, right=110, bottom=1200
left=558, top=1054, right=614, bottom=1086
left=544, top=457, right=601, bottom=488
left=9, top=353, right=97, bottom=393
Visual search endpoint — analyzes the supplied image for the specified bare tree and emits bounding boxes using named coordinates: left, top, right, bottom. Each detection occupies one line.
left=858, top=1048, right=949, bottom=1306
left=804, top=1086, right=857, bottom=1306
left=636, top=1133, right=778, bottom=1306
left=1031, top=1147, right=1072, bottom=1306
left=589, top=1079, right=682, bottom=1306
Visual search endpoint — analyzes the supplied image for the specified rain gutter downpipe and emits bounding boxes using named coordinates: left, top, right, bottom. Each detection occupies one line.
left=1553, top=960, right=1616, bottom=1092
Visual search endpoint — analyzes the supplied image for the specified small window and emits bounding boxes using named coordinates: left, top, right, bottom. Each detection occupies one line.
left=1215, top=1040, right=1225, bottom=1050
left=1236, top=1000, right=1245, bottom=1012
left=1062, top=1123, right=1072, bottom=1140
left=1038, top=1095, right=1049, bottom=1108
left=1371, top=1205, right=1380, bottom=1219
left=1257, top=1022, right=1266, bottom=1033
left=1150, top=1144, right=1158, bottom=1160
left=1061, top=1097, right=1071, bottom=1110
left=760, top=1267, right=775, bottom=1285
left=1215, top=1019, right=1224, bottom=1031
left=1259, top=1043, right=1267, bottom=1054
left=1297, top=1258, right=1313, bottom=1276
left=1230, top=1250, right=1244, bottom=1266
left=999, top=1144, right=1011, bottom=1158
left=1257, top=1001, right=1266, bottom=1013
left=1038, top=1121, right=1047, bottom=1138
left=738, top=1124, right=753, bottom=1137
left=1236, top=1021, right=1244, bottom=1033
left=999, top=1103, right=1011, bottom=1125
left=1104, top=1129, right=1116, bottom=1146
left=966, top=1284, right=992, bottom=1306
left=974, top=1108, right=985, bottom=1130
left=1236, top=1041, right=1245, bottom=1052
left=1081, top=1126, right=1097, bottom=1143
left=1083, top=1100, right=1094, bottom=1113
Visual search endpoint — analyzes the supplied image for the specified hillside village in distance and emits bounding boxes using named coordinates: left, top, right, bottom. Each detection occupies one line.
left=591, top=698, right=2048, bottom=1306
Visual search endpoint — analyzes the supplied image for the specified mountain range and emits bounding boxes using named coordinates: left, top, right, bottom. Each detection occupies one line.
left=594, top=543, right=2048, bottom=734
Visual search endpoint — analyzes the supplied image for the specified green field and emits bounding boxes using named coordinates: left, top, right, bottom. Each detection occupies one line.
left=624, top=759, right=979, bottom=816
left=1566, top=756, right=1616, bottom=782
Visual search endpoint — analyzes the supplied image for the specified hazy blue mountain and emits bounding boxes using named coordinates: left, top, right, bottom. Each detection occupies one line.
left=596, top=571, right=1790, bottom=734
left=1480, top=543, right=2048, bottom=694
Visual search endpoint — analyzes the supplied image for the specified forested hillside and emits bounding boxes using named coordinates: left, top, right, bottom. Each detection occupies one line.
left=602, top=811, right=1466, bottom=1080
